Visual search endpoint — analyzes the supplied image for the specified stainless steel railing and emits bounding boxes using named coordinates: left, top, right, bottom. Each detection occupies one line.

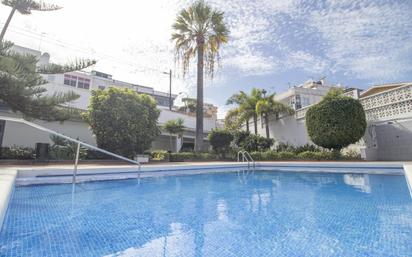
left=0, top=116, right=141, bottom=184
left=237, top=150, right=255, bottom=169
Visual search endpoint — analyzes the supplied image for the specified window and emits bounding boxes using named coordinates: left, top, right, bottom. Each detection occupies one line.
left=63, top=74, right=90, bottom=90
left=301, top=97, right=310, bottom=107
left=77, top=77, right=90, bottom=89
left=64, top=75, right=77, bottom=87
left=98, top=85, right=105, bottom=90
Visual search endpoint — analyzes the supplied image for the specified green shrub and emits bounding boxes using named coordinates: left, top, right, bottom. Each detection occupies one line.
left=297, top=151, right=318, bottom=160
left=151, top=150, right=169, bottom=161
left=278, top=151, right=296, bottom=160
left=169, top=152, right=219, bottom=162
left=0, top=146, right=35, bottom=160
left=208, top=129, right=233, bottom=157
left=306, top=94, right=367, bottom=152
left=84, top=87, right=160, bottom=158
left=243, top=134, right=274, bottom=152
left=342, top=150, right=362, bottom=160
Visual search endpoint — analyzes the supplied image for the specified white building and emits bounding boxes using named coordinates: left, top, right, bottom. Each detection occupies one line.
left=254, top=79, right=412, bottom=161
left=0, top=46, right=219, bottom=152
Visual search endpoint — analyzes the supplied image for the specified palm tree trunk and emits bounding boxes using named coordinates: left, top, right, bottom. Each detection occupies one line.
left=0, top=6, right=16, bottom=42
left=246, top=120, right=249, bottom=132
left=169, top=134, right=173, bottom=152
left=265, top=114, right=270, bottom=139
left=253, top=114, right=258, bottom=135
left=195, top=38, right=204, bottom=152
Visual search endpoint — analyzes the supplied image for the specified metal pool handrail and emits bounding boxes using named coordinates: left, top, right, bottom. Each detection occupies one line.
left=0, top=116, right=141, bottom=184
left=237, top=150, right=255, bottom=169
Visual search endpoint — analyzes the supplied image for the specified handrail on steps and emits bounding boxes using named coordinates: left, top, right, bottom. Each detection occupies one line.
left=237, top=150, right=255, bottom=169
left=0, top=116, right=141, bottom=184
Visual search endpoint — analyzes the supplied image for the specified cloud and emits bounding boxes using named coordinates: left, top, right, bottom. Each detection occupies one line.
left=308, top=0, right=412, bottom=81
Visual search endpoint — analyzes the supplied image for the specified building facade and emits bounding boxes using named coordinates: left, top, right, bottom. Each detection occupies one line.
left=254, top=80, right=412, bottom=161
left=0, top=45, right=219, bottom=152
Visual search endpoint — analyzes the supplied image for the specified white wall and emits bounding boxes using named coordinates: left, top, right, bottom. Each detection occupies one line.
left=255, top=115, right=311, bottom=147
left=2, top=114, right=96, bottom=148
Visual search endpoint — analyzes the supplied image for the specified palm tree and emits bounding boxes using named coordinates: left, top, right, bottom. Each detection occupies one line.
left=256, top=94, right=294, bottom=138
left=172, top=0, right=229, bottom=152
left=0, top=0, right=61, bottom=42
left=227, top=88, right=264, bottom=135
left=163, top=118, right=185, bottom=152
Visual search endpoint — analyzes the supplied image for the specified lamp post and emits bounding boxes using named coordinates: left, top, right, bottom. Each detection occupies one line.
left=163, top=70, right=172, bottom=110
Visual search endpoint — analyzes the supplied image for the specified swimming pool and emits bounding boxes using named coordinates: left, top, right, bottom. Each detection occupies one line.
left=1, top=169, right=412, bottom=256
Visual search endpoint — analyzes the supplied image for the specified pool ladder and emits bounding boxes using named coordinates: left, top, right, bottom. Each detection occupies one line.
left=237, top=151, right=255, bottom=169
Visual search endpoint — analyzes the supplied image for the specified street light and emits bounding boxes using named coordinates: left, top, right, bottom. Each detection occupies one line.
left=162, top=70, right=172, bottom=110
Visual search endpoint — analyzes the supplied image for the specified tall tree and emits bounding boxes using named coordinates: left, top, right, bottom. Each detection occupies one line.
left=163, top=118, right=185, bottom=152
left=227, top=88, right=264, bottom=135
left=172, top=0, right=229, bottom=152
left=0, top=0, right=61, bottom=42
left=256, top=94, right=294, bottom=138
left=0, top=41, right=95, bottom=121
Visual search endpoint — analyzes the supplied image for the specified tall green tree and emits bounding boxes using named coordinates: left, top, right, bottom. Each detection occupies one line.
left=256, top=93, right=294, bottom=138
left=0, top=0, right=61, bottom=42
left=84, top=87, right=160, bottom=158
left=163, top=118, right=185, bottom=152
left=227, top=88, right=264, bottom=135
left=0, top=41, right=95, bottom=121
left=172, top=0, right=229, bottom=152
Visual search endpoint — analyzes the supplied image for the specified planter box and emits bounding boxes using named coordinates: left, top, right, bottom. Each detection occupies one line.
left=135, top=155, right=149, bottom=163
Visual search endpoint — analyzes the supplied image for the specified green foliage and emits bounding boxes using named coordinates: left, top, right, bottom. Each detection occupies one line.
left=226, top=88, right=264, bottom=134
left=208, top=129, right=233, bottom=156
left=0, top=41, right=95, bottom=121
left=169, top=152, right=219, bottom=162
left=171, top=0, right=229, bottom=77
left=0, top=146, right=35, bottom=159
left=150, top=150, right=169, bottom=161
left=84, top=87, right=160, bottom=158
left=306, top=93, right=367, bottom=151
left=49, top=135, right=87, bottom=160
left=242, top=134, right=274, bottom=152
left=163, top=118, right=185, bottom=136
left=250, top=149, right=357, bottom=161
left=163, top=118, right=185, bottom=151
left=276, top=143, right=321, bottom=153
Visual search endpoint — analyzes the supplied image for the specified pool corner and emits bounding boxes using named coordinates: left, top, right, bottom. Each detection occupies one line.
left=0, top=169, right=17, bottom=232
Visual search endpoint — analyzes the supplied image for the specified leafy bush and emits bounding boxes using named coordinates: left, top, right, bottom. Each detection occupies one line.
left=169, top=152, right=219, bottom=162
left=84, top=87, right=160, bottom=158
left=49, top=135, right=87, bottom=160
left=306, top=94, right=367, bottom=152
left=297, top=151, right=318, bottom=160
left=277, top=151, right=296, bottom=160
left=151, top=150, right=169, bottom=161
left=276, top=143, right=320, bottom=153
left=208, top=129, right=233, bottom=157
left=243, top=134, right=274, bottom=152
left=232, top=131, right=251, bottom=148
left=0, top=146, right=35, bottom=160
left=342, top=149, right=362, bottom=160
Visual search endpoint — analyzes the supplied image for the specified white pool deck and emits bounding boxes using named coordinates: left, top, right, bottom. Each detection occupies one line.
left=1, top=161, right=412, bottom=231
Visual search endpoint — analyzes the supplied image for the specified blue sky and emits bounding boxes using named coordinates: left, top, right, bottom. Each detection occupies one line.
left=1, top=0, right=411, bottom=117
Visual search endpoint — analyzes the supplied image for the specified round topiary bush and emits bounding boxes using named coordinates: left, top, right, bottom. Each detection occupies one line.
left=306, top=97, right=367, bottom=152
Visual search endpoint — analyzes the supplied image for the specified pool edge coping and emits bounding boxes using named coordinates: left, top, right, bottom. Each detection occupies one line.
left=0, top=169, right=17, bottom=233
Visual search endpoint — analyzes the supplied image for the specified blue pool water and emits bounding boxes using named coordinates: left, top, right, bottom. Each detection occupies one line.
left=1, top=170, right=412, bottom=257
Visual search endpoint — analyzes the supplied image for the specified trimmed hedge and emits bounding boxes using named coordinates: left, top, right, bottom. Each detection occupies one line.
left=0, top=146, right=35, bottom=160
left=251, top=150, right=359, bottom=161
left=169, top=152, right=219, bottom=162
left=306, top=96, right=367, bottom=151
